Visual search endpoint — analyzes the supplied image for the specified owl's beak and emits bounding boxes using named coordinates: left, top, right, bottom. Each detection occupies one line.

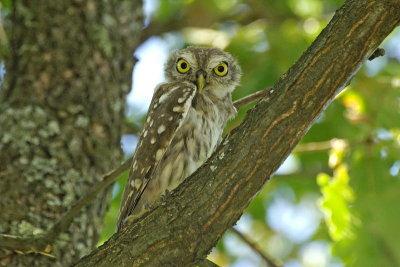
left=196, top=70, right=206, bottom=92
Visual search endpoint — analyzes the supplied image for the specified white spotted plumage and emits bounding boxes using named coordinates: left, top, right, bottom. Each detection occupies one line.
left=117, top=47, right=241, bottom=231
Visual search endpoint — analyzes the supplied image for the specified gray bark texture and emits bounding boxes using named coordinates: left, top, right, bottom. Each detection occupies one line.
left=73, top=0, right=400, bottom=266
left=0, top=1, right=142, bottom=266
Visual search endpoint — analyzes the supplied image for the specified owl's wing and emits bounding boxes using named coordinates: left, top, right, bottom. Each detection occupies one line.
left=117, top=81, right=196, bottom=230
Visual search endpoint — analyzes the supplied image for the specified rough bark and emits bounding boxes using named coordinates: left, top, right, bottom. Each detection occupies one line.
left=0, top=1, right=142, bottom=266
left=74, top=0, right=400, bottom=266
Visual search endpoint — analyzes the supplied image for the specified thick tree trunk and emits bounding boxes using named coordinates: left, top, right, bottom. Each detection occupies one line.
left=74, top=0, right=400, bottom=266
left=0, top=1, right=142, bottom=266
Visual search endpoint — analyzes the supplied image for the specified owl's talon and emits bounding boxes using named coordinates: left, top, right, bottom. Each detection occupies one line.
left=160, top=189, right=171, bottom=201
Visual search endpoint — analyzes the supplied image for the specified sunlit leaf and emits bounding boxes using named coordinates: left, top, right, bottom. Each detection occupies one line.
left=317, top=165, right=355, bottom=242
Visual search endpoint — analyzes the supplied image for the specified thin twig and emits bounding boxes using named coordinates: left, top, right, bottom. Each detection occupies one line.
left=294, top=138, right=348, bottom=153
left=0, top=234, right=38, bottom=252
left=122, top=120, right=141, bottom=135
left=44, top=158, right=131, bottom=243
left=230, top=228, right=281, bottom=267
left=233, top=88, right=270, bottom=109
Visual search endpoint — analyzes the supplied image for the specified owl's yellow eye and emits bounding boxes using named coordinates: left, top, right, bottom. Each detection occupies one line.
left=213, top=62, right=228, bottom=76
left=176, top=58, right=191, bottom=73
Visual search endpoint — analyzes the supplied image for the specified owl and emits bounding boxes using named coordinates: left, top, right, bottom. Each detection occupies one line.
left=117, top=47, right=241, bottom=231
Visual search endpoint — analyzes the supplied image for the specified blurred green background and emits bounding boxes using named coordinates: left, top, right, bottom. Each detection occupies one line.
left=100, top=0, right=400, bottom=266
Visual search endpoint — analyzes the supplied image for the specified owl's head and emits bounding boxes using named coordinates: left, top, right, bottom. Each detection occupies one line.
left=165, top=47, right=241, bottom=97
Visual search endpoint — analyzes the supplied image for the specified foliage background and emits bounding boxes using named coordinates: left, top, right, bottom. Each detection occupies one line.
left=96, top=0, right=398, bottom=266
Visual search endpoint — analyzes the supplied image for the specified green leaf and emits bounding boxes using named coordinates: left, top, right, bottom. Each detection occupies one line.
left=317, top=165, right=355, bottom=242
left=1, top=0, right=12, bottom=10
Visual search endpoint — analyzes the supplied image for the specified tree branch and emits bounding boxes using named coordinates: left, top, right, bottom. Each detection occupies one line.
left=233, top=88, right=270, bottom=108
left=73, top=1, right=400, bottom=266
left=230, top=228, right=281, bottom=267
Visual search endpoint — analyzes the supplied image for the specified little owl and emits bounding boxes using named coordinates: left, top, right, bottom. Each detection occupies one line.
left=117, top=46, right=241, bottom=231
